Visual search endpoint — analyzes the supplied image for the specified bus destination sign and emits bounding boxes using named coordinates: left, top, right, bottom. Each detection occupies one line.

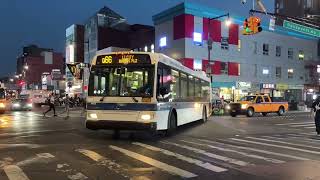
left=96, top=54, right=151, bottom=65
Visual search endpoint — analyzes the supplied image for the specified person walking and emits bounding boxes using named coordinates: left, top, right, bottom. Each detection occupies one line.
left=64, top=94, right=71, bottom=118
left=311, top=96, right=320, bottom=135
left=43, top=95, right=57, bottom=117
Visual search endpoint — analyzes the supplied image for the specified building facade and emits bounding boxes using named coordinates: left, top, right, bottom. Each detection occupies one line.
left=153, top=2, right=319, bottom=108
left=65, top=6, right=155, bottom=96
left=17, top=45, right=64, bottom=90
left=275, top=0, right=320, bottom=25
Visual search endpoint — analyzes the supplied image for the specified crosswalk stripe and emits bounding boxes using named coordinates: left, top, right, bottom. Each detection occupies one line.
left=304, top=126, right=315, bottom=129
left=109, top=145, right=197, bottom=178
left=161, top=141, right=250, bottom=166
left=180, top=140, right=285, bottom=164
left=275, top=122, right=313, bottom=126
left=76, top=149, right=130, bottom=179
left=198, top=139, right=309, bottom=161
left=300, top=132, right=316, bottom=136
left=247, top=137, right=320, bottom=150
left=133, top=142, right=227, bottom=173
left=3, top=165, right=30, bottom=180
left=231, top=138, right=320, bottom=155
left=290, top=124, right=314, bottom=127
left=277, top=135, right=320, bottom=144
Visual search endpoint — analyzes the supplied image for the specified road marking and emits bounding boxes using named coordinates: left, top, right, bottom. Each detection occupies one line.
left=304, top=126, right=315, bottom=129
left=247, top=137, right=320, bottom=150
left=290, top=124, right=314, bottom=127
left=3, top=165, right=30, bottom=180
left=231, top=138, right=320, bottom=155
left=76, top=149, right=130, bottom=179
left=16, top=153, right=55, bottom=167
left=275, top=122, right=313, bottom=126
left=161, top=141, right=250, bottom=166
left=180, top=140, right=285, bottom=164
left=133, top=142, right=227, bottom=173
left=109, top=145, right=197, bottom=178
left=198, top=139, right=309, bottom=161
left=300, top=132, right=316, bottom=136
left=0, top=129, right=76, bottom=137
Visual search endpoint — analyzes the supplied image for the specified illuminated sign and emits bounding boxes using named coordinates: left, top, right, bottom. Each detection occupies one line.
left=96, top=54, right=151, bottom=65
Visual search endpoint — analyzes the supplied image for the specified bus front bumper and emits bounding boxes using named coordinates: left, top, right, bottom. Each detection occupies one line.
left=86, top=120, right=157, bottom=131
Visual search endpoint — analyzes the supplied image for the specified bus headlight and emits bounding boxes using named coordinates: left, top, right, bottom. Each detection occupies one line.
left=225, top=105, right=231, bottom=110
left=89, top=113, right=98, bottom=119
left=13, top=103, right=21, bottom=108
left=141, top=114, right=152, bottom=121
left=0, top=103, right=5, bottom=108
left=241, top=104, right=248, bottom=109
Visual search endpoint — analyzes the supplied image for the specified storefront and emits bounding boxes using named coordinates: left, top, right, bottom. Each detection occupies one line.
left=273, top=83, right=288, bottom=101
left=260, top=83, right=275, bottom=97
left=235, top=81, right=253, bottom=101
left=212, top=82, right=236, bottom=102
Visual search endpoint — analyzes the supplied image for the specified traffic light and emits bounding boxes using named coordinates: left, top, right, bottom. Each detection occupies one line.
left=242, top=16, right=263, bottom=35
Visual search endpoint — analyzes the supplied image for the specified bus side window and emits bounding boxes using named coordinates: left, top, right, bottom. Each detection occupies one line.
left=157, top=63, right=172, bottom=102
left=195, top=78, right=201, bottom=101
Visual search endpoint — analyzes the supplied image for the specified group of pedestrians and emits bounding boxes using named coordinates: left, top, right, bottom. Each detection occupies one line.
left=43, top=94, right=74, bottom=118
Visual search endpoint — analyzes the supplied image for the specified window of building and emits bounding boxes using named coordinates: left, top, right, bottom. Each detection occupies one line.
left=238, top=40, right=241, bottom=52
left=193, top=59, right=202, bottom=70
left=151, top=44, right=154, bottom=53
left=159, top=37, right=167, bottom=47
left=288, top=48, right=294, bottom=59
left=298, top=50, right=304, bottom=60
left=262, top=68, right=269, bottom=75
left=276, top=46, right=281, bottom=57
left=253, top=41, right=257, bottom=54
left=221, top=37, right=229, bottom=50
left=144, top=46, right=148, bottom=52
left=276, top=67, right=281, bottom=78
left=306, top=0, right=313, bottom=8
left=288, top=69, right=294, bottom=79
left=221, top=62, right=228, bottom=75
left=193, top=32, right=202, bottom=45
left=263, top=43, right=269, bottom=55
left=317, top=65, right=320, bottom=73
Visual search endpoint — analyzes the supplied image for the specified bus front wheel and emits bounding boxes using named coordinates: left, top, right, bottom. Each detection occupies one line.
left=166, top=112, right=177, bottom=136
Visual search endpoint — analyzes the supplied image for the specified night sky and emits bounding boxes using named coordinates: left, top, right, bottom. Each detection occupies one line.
left=0, top=0, right=274, bottom=77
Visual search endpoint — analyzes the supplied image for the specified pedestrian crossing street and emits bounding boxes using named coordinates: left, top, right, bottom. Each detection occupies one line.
left=1, top=132, right=320, bottom=180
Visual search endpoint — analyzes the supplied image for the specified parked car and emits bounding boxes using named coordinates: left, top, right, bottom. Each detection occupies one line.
left=11, top=98, right=33, bottom=111
left=227, top=95, right=288, bottom=117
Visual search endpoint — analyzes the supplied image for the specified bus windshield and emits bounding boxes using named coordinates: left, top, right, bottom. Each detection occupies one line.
left=89, top=66, right=154, bottom=97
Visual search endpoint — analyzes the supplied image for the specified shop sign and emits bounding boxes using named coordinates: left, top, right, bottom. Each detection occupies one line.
left=276, top=83, right=288, bottom=90
left=236, top=82, right=251, bottom=89
left=288, top=84, right=304, bottom=90
left=261, top=83, right=275, bottom=89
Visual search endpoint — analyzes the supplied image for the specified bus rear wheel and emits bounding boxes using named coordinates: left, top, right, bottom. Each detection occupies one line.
left=166, top=112, right=177, bottom=136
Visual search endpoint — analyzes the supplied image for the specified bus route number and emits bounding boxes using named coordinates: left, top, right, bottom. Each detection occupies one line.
left=102, top=56, right=112, bottom=64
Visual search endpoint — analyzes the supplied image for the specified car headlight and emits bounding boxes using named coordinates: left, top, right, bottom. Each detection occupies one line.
left=225, top=105, right=231, bottom=110
left=13, top=103, right=20, bottom=107
left=0, top=103, right=5, bottom=108
left=27, top=103, right=33, bottom=107
left=241, top=104, right=248, bottom=109
left=89, top=113, right=98, bottom=119
left=141, top=114, right=152, bottom=121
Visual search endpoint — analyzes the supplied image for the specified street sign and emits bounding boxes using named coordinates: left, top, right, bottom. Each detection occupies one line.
left=283, top=20, right=320, bottom=38
left=269, top=17, right=275, bottom=31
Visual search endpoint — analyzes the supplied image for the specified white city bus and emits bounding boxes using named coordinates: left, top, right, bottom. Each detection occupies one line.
left=86, top=52, right=211, bottom=136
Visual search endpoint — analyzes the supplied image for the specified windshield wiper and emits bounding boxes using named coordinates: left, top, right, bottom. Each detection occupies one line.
left=131, top=97, right=138, bottom=103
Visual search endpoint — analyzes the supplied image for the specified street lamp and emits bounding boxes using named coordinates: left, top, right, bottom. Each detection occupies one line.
left=207, top=13, right=232, bottom=80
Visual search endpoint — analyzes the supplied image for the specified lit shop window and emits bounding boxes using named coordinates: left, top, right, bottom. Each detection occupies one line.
left=288, top=69, right=294, bottom=79
left=262, top=68, right=269, bottom=75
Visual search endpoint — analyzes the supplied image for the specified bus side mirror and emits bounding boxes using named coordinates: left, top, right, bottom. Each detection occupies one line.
left=159, top=87, right=168, bottom=97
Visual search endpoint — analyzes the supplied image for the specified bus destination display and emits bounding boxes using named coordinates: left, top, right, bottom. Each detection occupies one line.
left=96, top=54, right=151, bottom=65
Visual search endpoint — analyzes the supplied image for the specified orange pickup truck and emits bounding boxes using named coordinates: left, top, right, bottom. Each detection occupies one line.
left=227, top=95, right=288, bottom=117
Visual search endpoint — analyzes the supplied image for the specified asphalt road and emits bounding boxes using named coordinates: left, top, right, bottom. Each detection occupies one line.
left=0, top=109, right=319, bottom=180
